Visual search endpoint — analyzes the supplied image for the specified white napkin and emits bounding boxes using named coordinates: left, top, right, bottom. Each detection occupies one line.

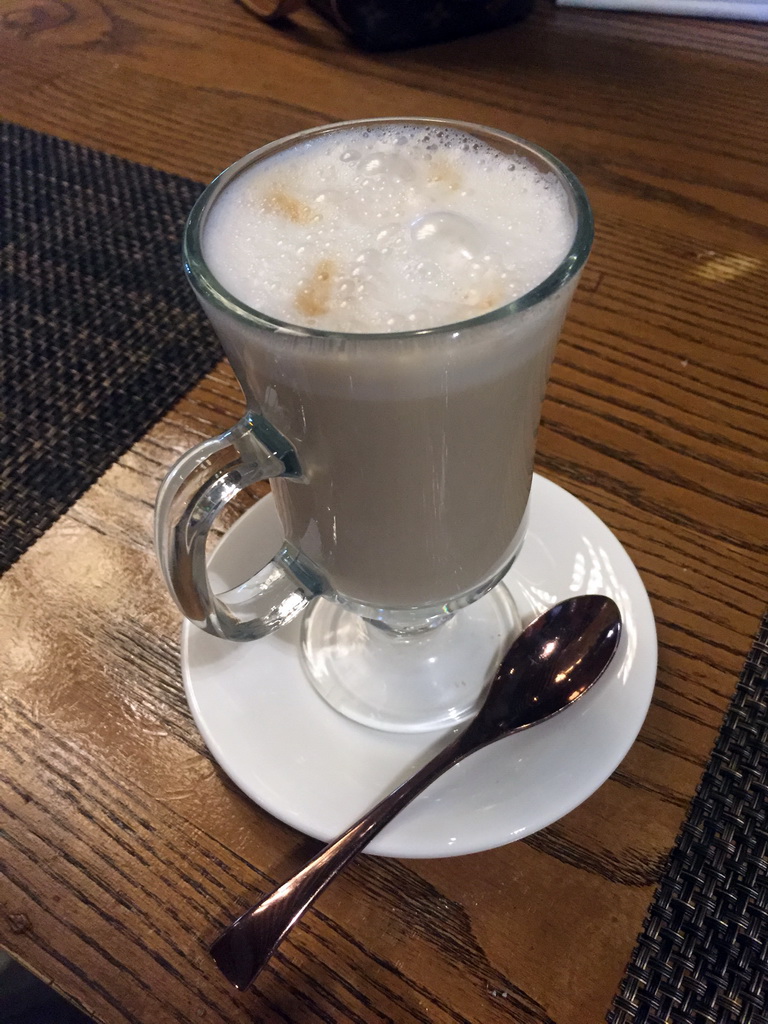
left=556, top=0, right=768, bottom=21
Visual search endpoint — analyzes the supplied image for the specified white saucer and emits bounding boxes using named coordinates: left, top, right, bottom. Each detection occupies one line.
left=182, top=474, right=657, bottom=859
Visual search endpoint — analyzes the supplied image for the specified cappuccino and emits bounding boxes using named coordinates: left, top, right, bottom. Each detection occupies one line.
left=199, top=124, right=578, bottom=610
left=203, top=123, right=573, bottom=333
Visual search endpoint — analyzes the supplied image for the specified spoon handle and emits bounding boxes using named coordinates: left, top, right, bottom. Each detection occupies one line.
left=210, top=732, right=468, bottom=990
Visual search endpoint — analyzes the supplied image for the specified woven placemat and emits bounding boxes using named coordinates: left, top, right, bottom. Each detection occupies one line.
left=0, top=121, right=217, bottom=574
left=610, top=612, right=768, bottom=1024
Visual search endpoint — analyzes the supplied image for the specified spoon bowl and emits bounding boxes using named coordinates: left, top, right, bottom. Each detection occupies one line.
left=211, top=594, right=621, bottom=990
left=465, top=593, right=622, bottom=746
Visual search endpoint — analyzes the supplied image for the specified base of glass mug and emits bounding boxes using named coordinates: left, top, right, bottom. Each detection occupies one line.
left=299, top=584, right=521, bottom=733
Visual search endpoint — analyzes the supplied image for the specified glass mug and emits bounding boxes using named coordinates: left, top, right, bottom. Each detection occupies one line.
left=155, top=118, right=593, bottom=732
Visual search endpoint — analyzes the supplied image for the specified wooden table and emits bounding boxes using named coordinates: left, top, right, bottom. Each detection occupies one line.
left=1, top=3, right=766, bottom=1022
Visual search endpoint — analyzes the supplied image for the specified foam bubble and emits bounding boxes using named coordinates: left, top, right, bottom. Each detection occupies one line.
left=203, top=124, right=575, bottom=333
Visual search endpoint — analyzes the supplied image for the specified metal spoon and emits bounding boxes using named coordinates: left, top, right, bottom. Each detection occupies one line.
left=211, top=594, right=621, bottom=990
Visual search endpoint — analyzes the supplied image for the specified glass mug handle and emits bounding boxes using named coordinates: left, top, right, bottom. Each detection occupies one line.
left=155, top=413, right=321, bottom=641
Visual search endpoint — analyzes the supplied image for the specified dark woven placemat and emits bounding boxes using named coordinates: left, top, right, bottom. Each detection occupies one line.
left=0, top=121, right=217, bottom=573
left=610, top=612, right=768, bottom=1024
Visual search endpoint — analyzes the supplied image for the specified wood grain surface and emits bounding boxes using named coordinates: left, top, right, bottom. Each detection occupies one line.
left=1, top=2, right=767, bottom=1023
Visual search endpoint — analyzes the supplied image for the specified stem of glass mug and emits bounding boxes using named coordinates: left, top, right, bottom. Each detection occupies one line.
left=363, top=608, right=455, bottom=637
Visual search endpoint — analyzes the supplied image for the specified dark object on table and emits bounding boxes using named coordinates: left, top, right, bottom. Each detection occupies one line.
left=241, top=0, right=535, bottom=50
left=0, top=955, right=94, bottom=1024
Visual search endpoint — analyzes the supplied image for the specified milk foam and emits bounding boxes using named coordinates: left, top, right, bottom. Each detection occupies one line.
left=202, top=125, right=575, bottom=333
